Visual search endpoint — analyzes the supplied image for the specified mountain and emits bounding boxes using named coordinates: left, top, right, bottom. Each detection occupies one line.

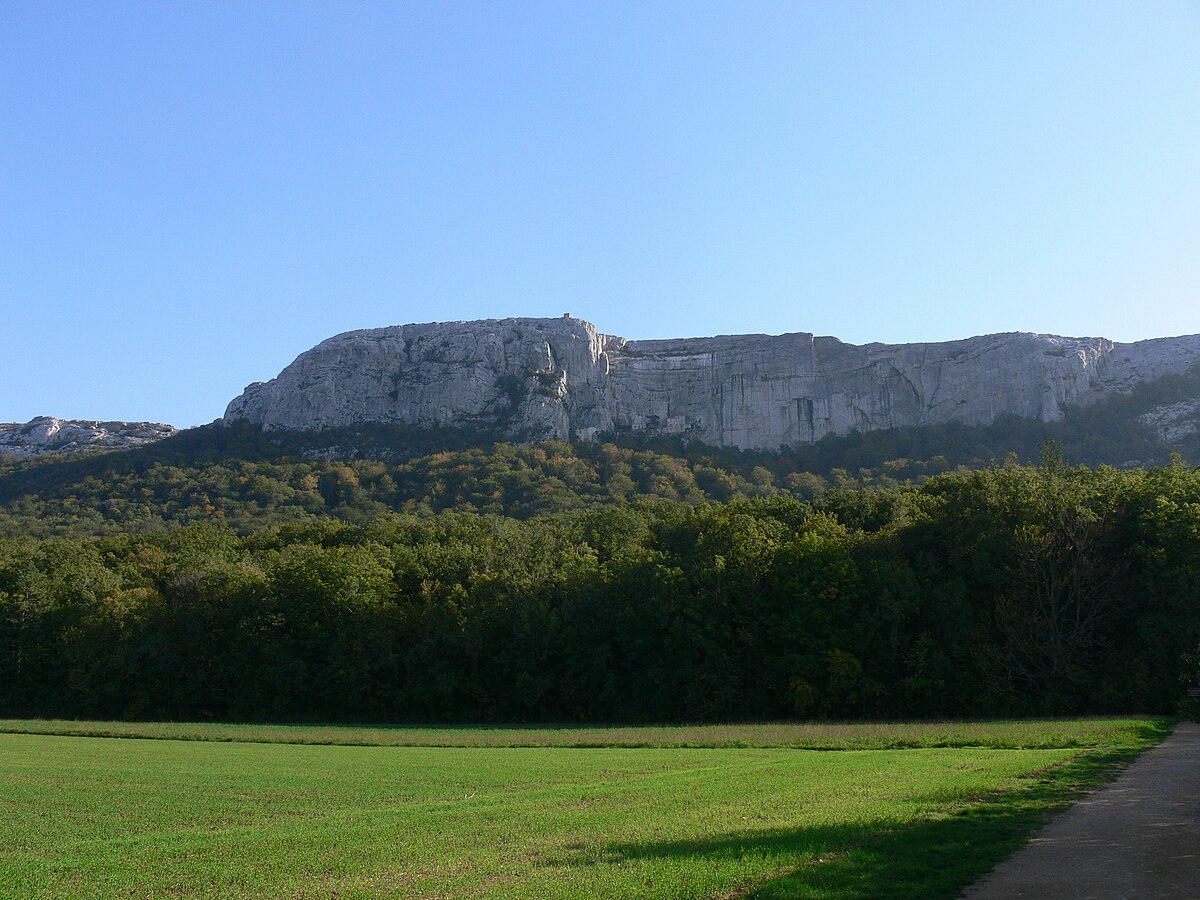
left=0, top=416, right=177, bottom=457
left=224, top=316, right=1200, bottom=450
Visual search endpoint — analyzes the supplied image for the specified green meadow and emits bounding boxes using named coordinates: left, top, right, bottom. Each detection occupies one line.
left=0, top=715, right=1162, bottom=750
left=0, top=718, right=1169, bottom=898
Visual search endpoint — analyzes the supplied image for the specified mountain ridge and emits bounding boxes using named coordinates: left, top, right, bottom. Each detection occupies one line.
left=223, top=316, right=1200, bottom=450
left=0, top=416, right=178, bottom=457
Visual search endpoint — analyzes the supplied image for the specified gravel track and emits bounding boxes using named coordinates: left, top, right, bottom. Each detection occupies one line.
left=962, top=722, right=1200, bottom=899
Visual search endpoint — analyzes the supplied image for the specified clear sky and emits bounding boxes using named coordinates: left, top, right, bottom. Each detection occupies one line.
left=3, top=1, right=1199, bottom=427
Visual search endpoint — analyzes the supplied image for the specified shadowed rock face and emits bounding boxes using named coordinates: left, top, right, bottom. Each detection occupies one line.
left=223, top=316, right=1200, bottom=450
left=0, top=417, right=178, bottom=457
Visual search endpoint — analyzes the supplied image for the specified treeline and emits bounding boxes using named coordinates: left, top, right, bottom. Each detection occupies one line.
left=0, top=438, right=832, bottom=538
left=2, top=461, right=1198, bottom=722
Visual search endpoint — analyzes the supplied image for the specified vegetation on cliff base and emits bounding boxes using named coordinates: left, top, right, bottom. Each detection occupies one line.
left=0, top=380, right=1197, bottom=539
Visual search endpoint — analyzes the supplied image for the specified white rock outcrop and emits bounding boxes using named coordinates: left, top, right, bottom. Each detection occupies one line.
left=223, top=317, right=1200, bottom=450
left=1138, top=399, right=1200, bottom=445
left=0, top=417, right=178, bottom=457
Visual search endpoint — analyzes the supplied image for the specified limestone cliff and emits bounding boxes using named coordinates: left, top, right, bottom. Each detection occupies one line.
left=223, top=317, right=1200, bottom=450
left=0, top=417, right=178, bottom=457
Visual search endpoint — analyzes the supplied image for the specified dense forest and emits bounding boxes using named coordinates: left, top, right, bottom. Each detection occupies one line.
left=2, top=455, right=1198, bottom=722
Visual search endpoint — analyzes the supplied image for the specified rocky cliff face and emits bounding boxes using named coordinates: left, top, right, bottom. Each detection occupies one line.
left=223, top=317, right=1200, bottom=450
left=0, top=417, right=178, bottom=457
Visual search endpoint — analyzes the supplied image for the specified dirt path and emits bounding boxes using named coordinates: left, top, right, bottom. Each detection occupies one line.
left=962, top=722, right=1200, bottom=899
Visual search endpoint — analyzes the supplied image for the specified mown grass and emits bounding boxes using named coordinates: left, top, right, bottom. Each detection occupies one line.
left=0, top=717, right=1170, bottom=898
left=0, top=715, right=1166, bottom=750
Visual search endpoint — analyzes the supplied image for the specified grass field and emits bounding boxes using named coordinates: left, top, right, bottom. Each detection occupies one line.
left=0, top=718, right=1170, bottom=899
left=0, top=715, right=1163, bottom=749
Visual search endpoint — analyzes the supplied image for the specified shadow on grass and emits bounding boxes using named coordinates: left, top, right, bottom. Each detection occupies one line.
left=589, top=741, right=1161, bottom=899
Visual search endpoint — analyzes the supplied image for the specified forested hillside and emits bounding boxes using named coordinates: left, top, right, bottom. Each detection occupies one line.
left=2, top=371, right=1199, bottom=723
left=2, top=362, right=1198, bottom=539
left=2, top=460, right=1198, bottom=722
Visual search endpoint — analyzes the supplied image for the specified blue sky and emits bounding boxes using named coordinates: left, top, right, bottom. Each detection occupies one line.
left=3, top=1, right=1199, bottom=426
